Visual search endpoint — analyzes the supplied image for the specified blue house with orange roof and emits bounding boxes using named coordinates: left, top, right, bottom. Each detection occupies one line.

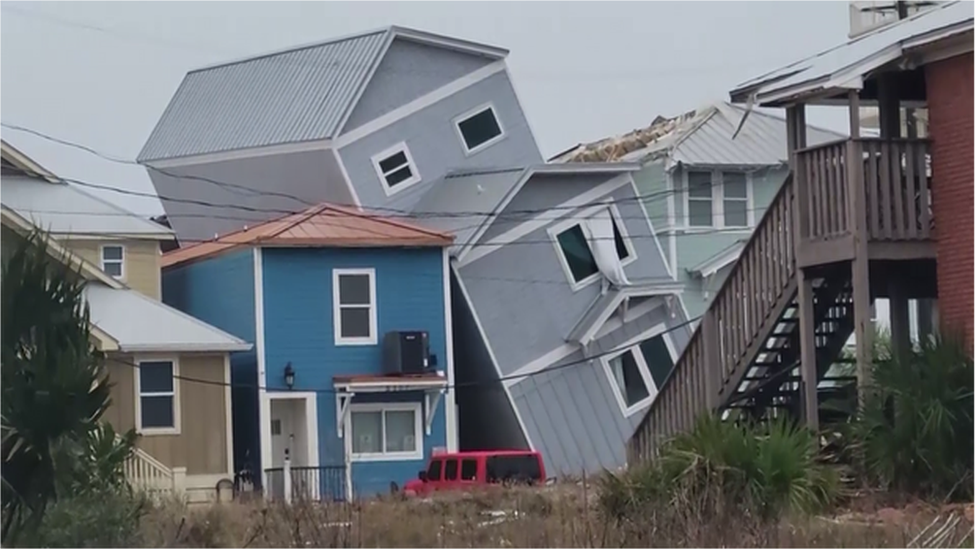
left=161, top=203, right=456, bottom=499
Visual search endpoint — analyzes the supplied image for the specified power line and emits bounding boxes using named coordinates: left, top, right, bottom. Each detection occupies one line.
left=103, top=312, right=700, bottom=395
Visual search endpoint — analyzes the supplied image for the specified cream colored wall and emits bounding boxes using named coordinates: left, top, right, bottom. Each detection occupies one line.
left=63, top=239, right=161, bottom=299
left=104, top=352, right=231, bottom=477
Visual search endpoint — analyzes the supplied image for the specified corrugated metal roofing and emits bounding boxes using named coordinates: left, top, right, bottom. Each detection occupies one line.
left=558, top=102, right=846, bottom=167
left=731, top=1, right=972, bottom=105
left=138, top=30, right=388, bottom=162
left=84, top=283, right=251, bottom=352
left=1, top=176, right=174, bottom=238
left=409, top=168, right=529, bottom=256
left=162, top=202, right=453, bottom=268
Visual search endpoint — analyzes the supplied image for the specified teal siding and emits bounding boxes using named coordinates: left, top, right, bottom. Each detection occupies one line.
left=632, top=161, right=669, bottom=228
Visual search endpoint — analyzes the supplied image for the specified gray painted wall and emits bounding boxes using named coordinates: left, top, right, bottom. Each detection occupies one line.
left=479, top=172, right=617, bottom=243
left=147, top=148, right=352, bottom=244
left=337, top=71, right=542, bottom=212
left=342, top=38, right=496, bottom=133
left=508, top=302, right=691, bottom=475
left=459, top=181, right=674, bottom=377
left=451, top=273, right=529, bottom=451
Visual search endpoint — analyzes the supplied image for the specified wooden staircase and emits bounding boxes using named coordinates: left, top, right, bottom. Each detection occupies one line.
left=629, top=135, right=935, bottom=460
left=123, top=443, right=186, bottom=497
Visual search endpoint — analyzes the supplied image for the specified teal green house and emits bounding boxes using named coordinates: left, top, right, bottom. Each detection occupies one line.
left=552, top=102, right=845, bottom=324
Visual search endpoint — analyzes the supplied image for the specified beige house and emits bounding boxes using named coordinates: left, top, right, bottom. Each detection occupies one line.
left=1, top=141, right=251, bottom=502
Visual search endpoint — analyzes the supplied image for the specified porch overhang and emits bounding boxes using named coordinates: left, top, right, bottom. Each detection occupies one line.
left=567, top=281, right=685, bottom=348
left=333, top=373, right=448, bottom=438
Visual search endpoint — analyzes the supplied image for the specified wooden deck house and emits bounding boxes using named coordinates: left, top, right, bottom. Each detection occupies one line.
left=630, top=2, right=972, bottom=458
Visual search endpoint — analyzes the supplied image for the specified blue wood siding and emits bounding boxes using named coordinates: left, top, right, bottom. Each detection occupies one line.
left=260, top=247, right=449, bottom=497
left=161, top=250, right=258, bottom=476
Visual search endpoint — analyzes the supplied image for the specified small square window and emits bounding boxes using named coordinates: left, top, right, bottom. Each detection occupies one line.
left=101, top=245, right=125, bottom=279
left=372, top=143, right=420, bottom=194
left=455, top=105, right=504, bottom=154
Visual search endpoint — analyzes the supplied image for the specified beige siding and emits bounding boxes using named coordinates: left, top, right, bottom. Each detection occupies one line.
left=104, top=352, right=230, bottom=476
left=63, top=239, right=161, bottom=299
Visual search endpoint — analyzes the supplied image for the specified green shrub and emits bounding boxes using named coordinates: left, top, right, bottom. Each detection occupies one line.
left=600, top=414, right=840, bottom=526
left=14, top=488, right=149, bottom=548
left=846, top=334, right=974, bottom=500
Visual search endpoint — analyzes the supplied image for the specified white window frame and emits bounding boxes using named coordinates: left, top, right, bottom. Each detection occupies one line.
left=100, top=244, right=126, bottom=280
left=547, top=203, right=637, bottom=292
left=371, top=142, right=421, bottom=196
left=133, top=357, right=181, bottom=436
left=333, top=268, right=378, bottom=346
left=346, top=402, right=424, bottom=462
left=453, top=102, right=506, bottom=156
left=601, top=327, right=678, bottom=418
left=682, top=169, right=755, bottom=231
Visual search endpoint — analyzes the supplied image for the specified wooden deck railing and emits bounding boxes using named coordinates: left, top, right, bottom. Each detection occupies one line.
left=629, top=176, right=798, bottom=460
left=795, top=138, right=932, bottom=246
left=123, top=443, right=186, bottom=495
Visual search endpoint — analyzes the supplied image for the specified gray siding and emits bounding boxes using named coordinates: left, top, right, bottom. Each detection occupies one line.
left=479, top=172, right=616, bottom=243
left=337, top=71, right=542, bottom=212
left=451, top=274, right=528, bottom=451
left=508, top=303, right=690, bottom=476
left=459, top=183, right=673, bottom=376
left=147, top=148, right=352, bottom=244
left=342, top=38, right=496, bottom=133
left=633, top=161, right=669, bottom=229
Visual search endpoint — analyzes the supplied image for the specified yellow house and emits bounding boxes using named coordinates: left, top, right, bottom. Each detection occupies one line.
left=1, top=141, right=252, bottom=503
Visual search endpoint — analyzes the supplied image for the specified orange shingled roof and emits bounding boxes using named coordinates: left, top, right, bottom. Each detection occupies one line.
left=162, top=203, right=454, bottom=268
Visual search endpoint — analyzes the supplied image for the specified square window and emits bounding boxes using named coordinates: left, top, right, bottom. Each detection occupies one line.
left=334, top=270, right=376, bottom=344
left=607, top=351, right=650, bottom=408
left=556, top=225, right=599, bottom=283
left=460, top=459, right=478, bottom=481
left=349, top=405, right=422, bottom=460
left=456, top=105, right=504, bottom=154
left=137, top=360, right=177, bottom=432
left=101, top=245, right=124, bottom=279
left=687, top=171, right=714, bottom=228
left=372, top=143, right=420, bottom=193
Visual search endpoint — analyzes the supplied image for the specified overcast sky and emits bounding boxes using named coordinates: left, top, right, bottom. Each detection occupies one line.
left=1, top=1, right=853, bottom=216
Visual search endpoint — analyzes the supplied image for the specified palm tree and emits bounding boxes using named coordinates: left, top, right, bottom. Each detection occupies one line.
left=1, top=229, right=117, bottom=543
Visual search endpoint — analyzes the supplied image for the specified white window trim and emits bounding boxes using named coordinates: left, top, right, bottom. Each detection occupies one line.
left=333, top=268, right=378, bottom=346
left=100, top=244, right=126, bottom=281
left=452, top=102, right=506, bottom=157
left=134, top=356, right=181, bottom=436
left=547, top=203, right=636, bottom=292
left=346, top=402, right=424, bottom=462
left=600, top=328, right=678, bottom=418
left=370, top=142, right=421, bottom=197
left=682, top=169, right=756, bottom=230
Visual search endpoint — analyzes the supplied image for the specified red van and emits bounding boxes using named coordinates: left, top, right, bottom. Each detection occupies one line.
left=403, top=450, right=546, bottom=497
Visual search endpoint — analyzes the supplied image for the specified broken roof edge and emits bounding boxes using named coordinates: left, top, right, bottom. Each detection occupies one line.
left=187, top=25, right=508, bottom=76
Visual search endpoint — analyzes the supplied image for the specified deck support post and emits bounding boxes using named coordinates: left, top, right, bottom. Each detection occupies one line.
left=889, top=279, right=912, bottom=361
left=797, top=268, right=819, bottom=430
left=847, top=89, right=873, bottom=405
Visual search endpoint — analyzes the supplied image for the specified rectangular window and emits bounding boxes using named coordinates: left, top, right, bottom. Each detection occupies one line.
left=136, top=360, right=178, bottom=433
left=333, top=269, right=377, bottom=345
left=455, top=104, right=504, bottom=154
left=552, top=206, right=634, bottom=288
left=603, top=330, right=675, bottom=417
left=349, top=404, right=422, bottom=461
left=460, top=459, right=478, bottom=481
left=371, top=142, right=420, bottom=194
left=723, top=172, right=749, bottom=227
left=444, top=459, right=459, bottom=481
left=426, top=459, right=443, bottom=481
left=687, top=171, right=714, bottom=227
left=485, top=455, right=543, bottom=483
left=101, top=245, right=125, bottom=279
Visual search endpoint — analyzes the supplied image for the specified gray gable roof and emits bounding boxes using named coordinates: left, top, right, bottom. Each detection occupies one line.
left=138, top=26, right=509, bottom=163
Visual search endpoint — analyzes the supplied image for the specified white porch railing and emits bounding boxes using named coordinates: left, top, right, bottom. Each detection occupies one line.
left=123, top=444, right=186, bottom=495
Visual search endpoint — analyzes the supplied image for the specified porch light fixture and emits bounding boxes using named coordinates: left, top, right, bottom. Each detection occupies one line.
left=283, top=362, right=295, bottom=390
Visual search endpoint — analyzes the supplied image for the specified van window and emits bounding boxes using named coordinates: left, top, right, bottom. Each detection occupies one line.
left=444, top=459, right=458, bottom=481
left=486, top=455, right=542, bottom=483
left=460, top=459, right=478, bottom=481
left=427, top=459, right=443, bottom=481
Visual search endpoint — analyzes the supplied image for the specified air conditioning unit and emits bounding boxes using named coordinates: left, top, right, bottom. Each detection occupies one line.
left=382, top=331, right=429, bottom=375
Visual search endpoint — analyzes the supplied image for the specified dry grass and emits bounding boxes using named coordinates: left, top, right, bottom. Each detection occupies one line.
left=135, top=484, right=973, bottom=548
